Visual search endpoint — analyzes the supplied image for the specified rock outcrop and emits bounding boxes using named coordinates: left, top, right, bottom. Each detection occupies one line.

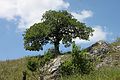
left=41, top=55, right=64, bottom=80
left=86, top=40, right=110, bottom=56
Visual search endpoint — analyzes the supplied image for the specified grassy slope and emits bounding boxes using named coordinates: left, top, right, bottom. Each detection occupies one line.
left=0, top=41, right=120, bottom=80
left=0, top=58, right=27, bottom=80
left=0, top=52, right=120, bottom=80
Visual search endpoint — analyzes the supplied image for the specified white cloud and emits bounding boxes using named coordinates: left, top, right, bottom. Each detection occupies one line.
left=0, top=0, right=109, bottom=45
left=71, top=10, right=93, bottom=22
left=73, top=26, right=107, bottom=44
left=0, top=0, right=69, bottom=30
left=0, top=0, right=17, bottom=20
left=0, top=0, right=93, bottom=31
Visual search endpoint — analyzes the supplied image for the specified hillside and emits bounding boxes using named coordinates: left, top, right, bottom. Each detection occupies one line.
left=0, top=58, right=27, bottom=80
left=0, top=40, right=120, bottom=80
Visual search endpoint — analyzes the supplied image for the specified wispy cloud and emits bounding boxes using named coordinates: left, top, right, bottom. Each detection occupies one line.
left=71, top=10, right=93, bottom=22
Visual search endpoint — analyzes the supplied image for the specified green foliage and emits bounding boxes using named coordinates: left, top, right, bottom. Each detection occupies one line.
left=75, top=53, right=93, bottom=74
left=27, top=48, right=55, bottom=72
left=23, top=10, right=94, bottom=54
left=72, top=42, right=93, bottom=74
left=26, top=48, right=56, bottom=80
left=24, top=23, right=50, bottom=51
left=27, top=57, right=39, bottom=72
left=60, top=60, right=73, bottom=75
left=44, top=48, right=55, bottom=62
left=72, top=41, right=80, bottom=54
left=60, top=42, right=93, bottom=76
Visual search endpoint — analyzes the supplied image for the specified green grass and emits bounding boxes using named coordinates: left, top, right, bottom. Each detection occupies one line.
left=60, top=67, right=120, bottom=80
left=0, top=58, right=27, bottom=80
left=0, top=57, right=39, bottom=80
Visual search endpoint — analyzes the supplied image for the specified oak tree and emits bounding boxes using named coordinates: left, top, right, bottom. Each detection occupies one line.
left=23, top=10, right=94, bottom=55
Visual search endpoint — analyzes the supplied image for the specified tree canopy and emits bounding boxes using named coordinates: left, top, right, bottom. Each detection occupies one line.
left=23, top=10, right=94, bottom=54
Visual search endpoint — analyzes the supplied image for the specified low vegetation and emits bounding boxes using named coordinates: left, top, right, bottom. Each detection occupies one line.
left=60, top=67, right=120, bottom=80
left=60, top=42, right=94, bottom=76
left=0, top=38, right=120, bottom=80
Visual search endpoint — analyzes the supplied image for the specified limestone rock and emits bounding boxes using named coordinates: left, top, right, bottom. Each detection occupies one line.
left=86, top=40, right=110, bottom=56
left=112, top=45, right=120, bottom=52
left=43, top=55, right=64, bottom=80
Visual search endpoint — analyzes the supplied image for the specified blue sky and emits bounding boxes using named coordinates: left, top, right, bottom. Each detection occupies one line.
left=0, top=0, right=120, bottom=60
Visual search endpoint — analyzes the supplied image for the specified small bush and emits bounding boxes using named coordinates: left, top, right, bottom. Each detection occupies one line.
left=60, top=42, right=94, bottom=76
left=44, top=48, right=55, bottom=62
left=77, top=53, right=93, bottom=74
left=60, top=60, right=73, bottom=75
left=72, top=41, right=93, bottom=74
left=27, top=57, right=39, bottom=72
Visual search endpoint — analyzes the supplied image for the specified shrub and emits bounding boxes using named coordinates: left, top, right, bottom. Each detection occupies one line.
left=60, top=42, right=94, bottom=76
left=27, top=48, right=56, bottom=72
left=44, top=48, right=55, bottom=62
left=27, top=57, right=39, bottom=72
left=72, top=42, right=93, bottom=74
left=27, top=48, right=56, bottom=79
left=76, top=53, right=93, bottom=74
left=60, top=60, right=73, bottom=75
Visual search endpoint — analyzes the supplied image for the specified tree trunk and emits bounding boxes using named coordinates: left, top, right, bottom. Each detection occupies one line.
left=54, top=41, right=60, bottom=55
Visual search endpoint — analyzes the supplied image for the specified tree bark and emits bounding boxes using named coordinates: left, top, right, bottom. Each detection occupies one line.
left=54, top=41, right=60, bottom=55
